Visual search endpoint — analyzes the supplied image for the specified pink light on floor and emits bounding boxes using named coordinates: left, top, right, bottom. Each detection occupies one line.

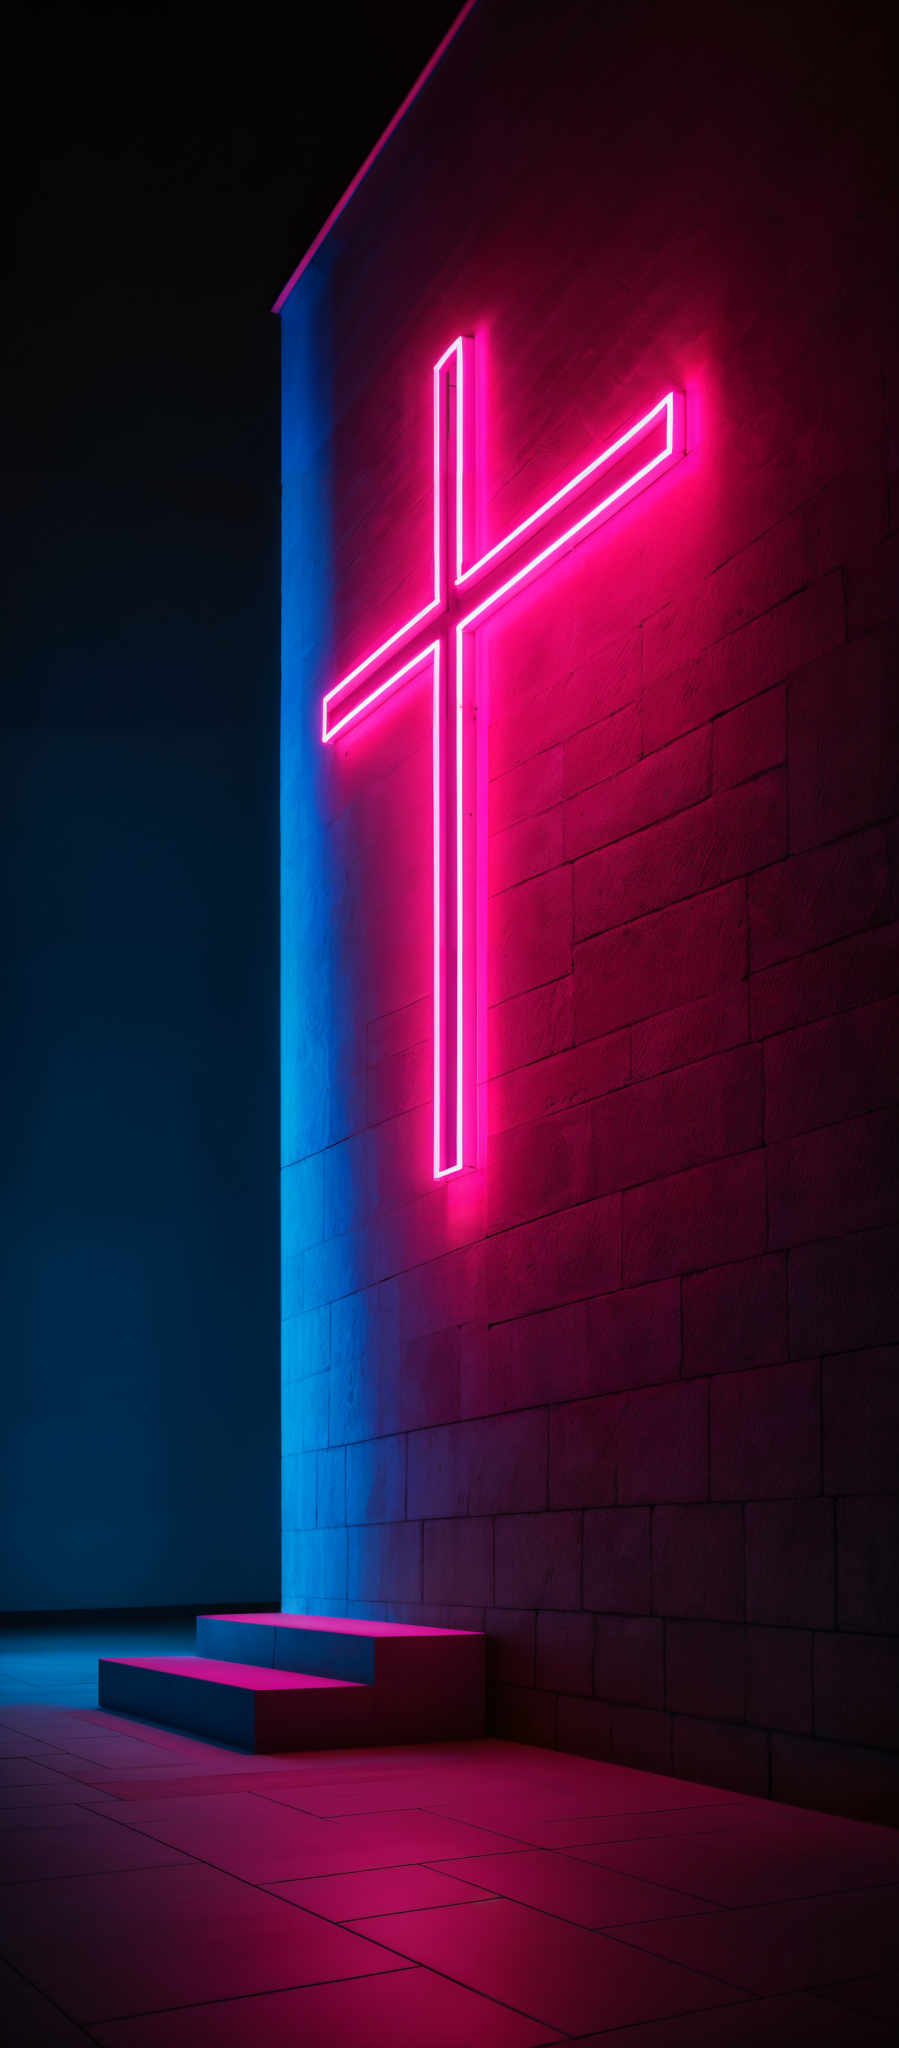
left=322, top=339, right=686, bottom=1178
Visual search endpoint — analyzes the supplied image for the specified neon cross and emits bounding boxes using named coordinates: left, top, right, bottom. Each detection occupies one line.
left=322, top=339, right=685, bottom=1178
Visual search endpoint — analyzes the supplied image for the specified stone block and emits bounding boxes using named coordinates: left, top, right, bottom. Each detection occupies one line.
left=643, top=573, right=844, bottom=752
left=347, top=1521, right=422, bottom=1604
left=536, top=1609, right=594, bottom=1696
left=487, top=1194, right=621, bottom=1321
left=745, top=1499, right=834, bottom=1627
left=487, top=1104, right=595, bottom=1234
left=789, top=1227, right=899, bottom=1357
left=488, top=1028, right=630, bottom=1136
left=551, top=1380, right=707, bottom=1508
left=667, top=1620, right=746, bottom=1724
left=591, top=1044, right=763, bottom=1196
left=764, top=995, right=899, bottom=1142
left=748, top=825, right=889, bottom=972
left=623, top=1149, right=766, bottom=1285
left=594, top=1616, right=665, bottom=1708
left=583, top=1507, right=651, bottom=1613
left=407, top=1409, right=547, bottom=1520
left=346, top=1435, right=406, bottom=1524
left=486, top=1608, right=536, bottom=1688
left=609, top=1705, right=673, bottom=1773
left=574, top=771, right=786, bottom=942
left=837, top=1494, right=899, bottom=1632
left=423, top=1517, right=493, bottom=1606
left=492, top=1684, right=558, bottom=1748
left=789, top=631, right=898, bottom=850
left=563, top=727, right=711, bottom=863
left=710, top=1359, right=820, bottom=1499
left=823, top=1348, right=899, bottom=1493
left=652, top=1504, right=744, bottom=1620
left=750, top=922, right=899, bottom=1040
left=489, top=865, right=573, bottom=1006
left=746, top=1626, right=813, bottom=1734
left=713, top=686, right=786, bottom=792
left=574, top=881, right=747, bottom=1041
left=631, top=984, right=748, bottom=1082
left=771, top=1731, right=899, bottom=1826
left=557, top=1694, right=614, bottom=1759
left=683, top=1254, right=787, bottom=1376
left=494, top=1511, right=581, bottom=1609
left=672, top=1715, right=769, bottom=1797
left=768, top=1108, right=899, bottom=1248
left=814, top=1633, right=899, bottom=1751
left=562, top=701, right=642, bottom=798
left=488, top=976, right=574, bottom=1080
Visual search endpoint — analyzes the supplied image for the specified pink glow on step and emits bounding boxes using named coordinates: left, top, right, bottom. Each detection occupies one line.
left=321, top=340, right=686, bottom=1178
left=104, top=1655, right=363, bottom=1690
left=205, top=1613, right=481, bottom=1637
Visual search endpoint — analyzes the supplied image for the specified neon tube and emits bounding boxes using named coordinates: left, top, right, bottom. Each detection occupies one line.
left=320, top=338, right=686, bottom=1176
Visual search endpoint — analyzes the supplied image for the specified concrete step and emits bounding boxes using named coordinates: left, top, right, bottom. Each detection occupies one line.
left=98, top=1615, right=486, bottom=1752
left=97, top=1655, right=374, bottom=1751
left=197, top=1611, right=484, bottom=1696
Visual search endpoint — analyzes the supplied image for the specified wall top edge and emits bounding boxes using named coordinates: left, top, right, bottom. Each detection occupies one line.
left=271, top=0, right=479, bottom=316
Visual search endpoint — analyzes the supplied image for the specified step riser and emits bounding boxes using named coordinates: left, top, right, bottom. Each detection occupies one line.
left=98, top=1657, right=483, bottom=1753
left=196, top=1616, right=376, bottom=1682
left=196, top=1617, right=486, bottom=1709
left=98, top=1659, right=375, bottom=1753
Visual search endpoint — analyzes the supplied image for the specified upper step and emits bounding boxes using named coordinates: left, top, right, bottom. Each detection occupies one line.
left=197, top=1612, right=484, bottom=1692
left=98, top=1654, right=370, bottom=1751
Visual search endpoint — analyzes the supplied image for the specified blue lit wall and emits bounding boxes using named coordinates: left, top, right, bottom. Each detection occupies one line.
left=279, top=265, right=343, bottom=1608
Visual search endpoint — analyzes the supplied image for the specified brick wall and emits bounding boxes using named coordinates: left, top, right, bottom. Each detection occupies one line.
left=280, top=0, right=898, bottom=1820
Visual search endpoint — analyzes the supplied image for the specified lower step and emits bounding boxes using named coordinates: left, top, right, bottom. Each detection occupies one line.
left=98, top=1656, right=372, bottom=1752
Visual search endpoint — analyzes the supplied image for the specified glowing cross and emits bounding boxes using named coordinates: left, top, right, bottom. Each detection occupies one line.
left=322, top=338, right=685, bottom=1178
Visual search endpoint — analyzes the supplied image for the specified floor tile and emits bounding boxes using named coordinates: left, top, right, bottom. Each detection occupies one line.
left=0, top=1803, right=103, bottom=1832
left=822, top=1973, right=899, bottom=2021
left=0, top=1781, right=91, bottom=1809
left=266, top=1771, right=473, bottom=1816
left=0, top=1762, right=75, bottom=1791
left=0, top=1957, right=92, bottom=2043
left=423, top=1772, right=748, bottom=1833
left=0, top=1813, right=189, bottom=1884
left=0, top=1736, right=60, bottom=1760
left=267, top=1862, right=494, bottom=1919
left=249, top=1806, right=523, bottom=1876
left=342, top=1896, right=736, bottom=2034
left=26, top=1737, right=190, bottom=1772
left=614, top=1886, right=899, bottom=1992
left=71, top=1791, right=517, bottom=1883
left=77, top=1769, right=350, bottom=1802
left=0, top=1860, right=401, bottom=2022
left=572, top=1988, right=897, bottom=2043
left=518, top=1802, right=759, bottom=1849
left=573, top=1818, right=899, bottom=1907
left=55, top=1792, right=337, bottom=1883
left=428, top=1846, right=707, bottom=1927
left=89, top=1964, right=560, bottom=2047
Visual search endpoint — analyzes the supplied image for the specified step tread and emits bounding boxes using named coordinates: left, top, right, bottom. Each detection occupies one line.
left=203, top=1612, right=481, bottom=1639
left=101, top=1655, right=365, bottom=1692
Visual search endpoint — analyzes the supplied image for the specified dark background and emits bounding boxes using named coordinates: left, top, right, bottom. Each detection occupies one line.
left=2, top=0, right=459, bottom=1610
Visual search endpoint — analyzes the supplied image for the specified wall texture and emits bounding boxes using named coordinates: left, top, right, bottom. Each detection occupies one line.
left=281, top=0, right=898, bottom=1819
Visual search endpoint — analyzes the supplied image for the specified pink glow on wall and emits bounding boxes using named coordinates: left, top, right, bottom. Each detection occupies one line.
left=322, top=339, right=686, bottom=1177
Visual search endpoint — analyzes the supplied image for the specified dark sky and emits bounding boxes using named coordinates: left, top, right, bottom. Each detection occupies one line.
left=6, top=0, right=463, bottom=729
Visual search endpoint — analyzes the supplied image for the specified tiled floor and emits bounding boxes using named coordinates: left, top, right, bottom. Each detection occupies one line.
left=2, top=1704, right=899, bottom=2043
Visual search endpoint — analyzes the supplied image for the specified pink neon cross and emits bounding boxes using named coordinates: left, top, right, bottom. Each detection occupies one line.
left=323, top=339, right=685, bottom=1178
